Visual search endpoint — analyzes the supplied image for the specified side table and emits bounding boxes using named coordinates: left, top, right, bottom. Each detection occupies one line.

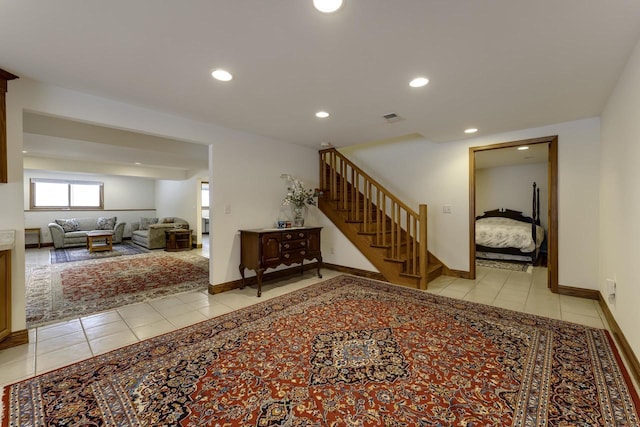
left=25, top=227, right=41, bottom=249
left=165, top=229, right=192, bottom=252
left=86, top=230, right=113, bottom=253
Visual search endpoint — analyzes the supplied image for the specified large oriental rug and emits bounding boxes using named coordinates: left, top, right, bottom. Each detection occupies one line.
left=5, top=275, right=639, bottom=426
left=26, top=251, right=209, bottom=328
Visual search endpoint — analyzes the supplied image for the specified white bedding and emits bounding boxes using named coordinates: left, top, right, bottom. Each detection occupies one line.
left=475, top=217, right=544, bottom=252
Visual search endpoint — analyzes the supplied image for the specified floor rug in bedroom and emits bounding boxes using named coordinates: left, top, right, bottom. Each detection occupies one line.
left=476, top=257, right=532, bottom=272
left=50, top=240, right=149, bottom=264
left=6, top=275, right=639, bottom=426
left=26, top=251, right=209, bottom=328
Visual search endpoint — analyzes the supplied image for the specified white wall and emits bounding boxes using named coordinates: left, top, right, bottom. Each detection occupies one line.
left=340, top=117, right=601, bottom=290
left=600, top=38, right=640, bottom=360
left=23, top=170, right=156, bottom=242
left=5, top=78, right=347, bottom=333
left=476, top=163, right=548, bottom=230
left=155, top=171, right=207, bottom=237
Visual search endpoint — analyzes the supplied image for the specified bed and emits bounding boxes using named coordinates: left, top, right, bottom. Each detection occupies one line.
left=475, top=182, right=545, bottom=264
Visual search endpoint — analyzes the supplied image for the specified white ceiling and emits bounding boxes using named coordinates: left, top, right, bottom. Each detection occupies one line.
left=475, top=143, right=548, bottom=170
left=2, top=1, right=640, bottom=153
left=23, top=113, right=209, bottom=172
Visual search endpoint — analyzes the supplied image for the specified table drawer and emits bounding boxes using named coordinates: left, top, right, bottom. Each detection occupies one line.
left=281, top=248, right=308, bottom=262
left=281, top=239, right=306, bottom=251
left=282, top=230, right=307, bottom=241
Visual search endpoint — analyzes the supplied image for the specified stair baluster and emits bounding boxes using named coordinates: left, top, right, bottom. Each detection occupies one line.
left=319, top=148, right=441, bottom=289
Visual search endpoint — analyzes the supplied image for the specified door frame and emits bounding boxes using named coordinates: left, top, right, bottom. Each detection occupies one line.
left=468, top=135, right=558, bottom=292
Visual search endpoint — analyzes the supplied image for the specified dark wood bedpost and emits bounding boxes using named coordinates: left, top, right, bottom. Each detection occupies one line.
left=532, top=182, right=538, bottom=252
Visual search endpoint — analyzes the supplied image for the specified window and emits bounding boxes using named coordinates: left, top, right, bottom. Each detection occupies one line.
left=30, top=178, right=104, bottom=210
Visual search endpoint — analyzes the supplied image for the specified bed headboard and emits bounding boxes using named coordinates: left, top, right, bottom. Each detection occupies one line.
left=475, top=208, right=534, bottom=223
left=476, top=182, right=540, bottom=225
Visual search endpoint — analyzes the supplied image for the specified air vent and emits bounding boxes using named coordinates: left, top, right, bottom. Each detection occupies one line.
left=382, top=112, right=404, bottom=123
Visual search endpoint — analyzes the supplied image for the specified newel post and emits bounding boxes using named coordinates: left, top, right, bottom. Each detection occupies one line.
left=419, top=204, right=428, bottom=290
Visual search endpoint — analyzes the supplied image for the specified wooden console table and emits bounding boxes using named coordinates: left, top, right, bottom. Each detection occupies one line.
left=25, top=227, right=41, bottom=248
left=239, top=227, right=322, bottom=297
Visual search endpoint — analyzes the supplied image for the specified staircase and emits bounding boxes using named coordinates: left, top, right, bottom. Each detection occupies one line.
left=318, top=148, right=443, bottom=289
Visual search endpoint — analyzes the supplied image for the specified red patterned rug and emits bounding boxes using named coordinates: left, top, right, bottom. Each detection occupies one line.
left=5, top=275, right=639, bottom=426
left=26, top=251, right=209, bottom=328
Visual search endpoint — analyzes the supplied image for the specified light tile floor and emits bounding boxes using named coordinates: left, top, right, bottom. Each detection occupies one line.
left=2, top=246, right=637, bottom=399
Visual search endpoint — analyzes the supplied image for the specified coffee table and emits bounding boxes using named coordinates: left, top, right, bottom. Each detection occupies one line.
left=86, top=230, right=113, bottom=253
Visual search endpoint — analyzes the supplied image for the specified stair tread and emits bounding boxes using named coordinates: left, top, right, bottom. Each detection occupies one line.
left=383, top=257, right=406, bottom=264
left=319, top=160, right=442, bottom=285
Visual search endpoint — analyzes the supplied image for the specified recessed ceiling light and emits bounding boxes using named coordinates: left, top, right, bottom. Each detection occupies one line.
left=313, top=0, right=343, bottom=13
left=135, top=162, right=142, bottom=165
left=315, top=111, right=330, bottom=118
left=211, top=69, right=233, bottom=82
left=464, top=128, right=478, bottom=134
left=517, top=146, right=529, bottom=151
left=21, top=150, right=27, bottom=154
left=409, top=77, right=429, bottom=88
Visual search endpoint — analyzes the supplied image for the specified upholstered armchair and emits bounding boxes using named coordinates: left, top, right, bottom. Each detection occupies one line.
left=130, top=217, right=189, bottom=249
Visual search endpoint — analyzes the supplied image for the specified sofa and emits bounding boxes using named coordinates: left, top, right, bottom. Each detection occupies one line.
left=48, top=216, right=126, bottom=249
left=131, top=217, right=190, bottom=249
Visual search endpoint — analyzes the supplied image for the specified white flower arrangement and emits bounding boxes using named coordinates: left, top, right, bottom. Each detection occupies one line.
left=281, top=175, right=320, bottom=208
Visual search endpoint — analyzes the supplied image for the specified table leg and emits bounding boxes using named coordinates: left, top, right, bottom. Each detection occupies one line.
left=256, top=268, right=264, bottom=297
left=317, top=256, right=323, bottom=278
left=238, top=264, right=245, bottom=289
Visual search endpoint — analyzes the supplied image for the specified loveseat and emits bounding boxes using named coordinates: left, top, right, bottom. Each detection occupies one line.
left=131, top=217, right=190, bottom=249
left=48, top=217, right=126, bottom=249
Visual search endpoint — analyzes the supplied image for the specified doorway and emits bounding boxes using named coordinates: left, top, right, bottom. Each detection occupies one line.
left=469, top=136, right=558, bottom=292
left=199, top=180, right=209, bottom=250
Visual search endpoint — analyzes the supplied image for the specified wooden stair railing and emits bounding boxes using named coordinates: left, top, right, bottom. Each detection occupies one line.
left=319, top=148, right=434, bottom=289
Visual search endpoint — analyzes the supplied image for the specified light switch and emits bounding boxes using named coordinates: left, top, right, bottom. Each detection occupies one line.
left=443, top=205, right=452, bottom=214
left=224, top=204, right=231, bottom=214
left=606, top=278, right=616, bottom=296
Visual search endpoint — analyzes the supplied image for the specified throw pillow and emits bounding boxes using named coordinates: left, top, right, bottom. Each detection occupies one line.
left=140, top=217, right=159, bottom=230
left=55, top=218, right=80, bottom=232
left=97, top=216, right=117, bottom=230
left=162, top=217, right=175, bottom=223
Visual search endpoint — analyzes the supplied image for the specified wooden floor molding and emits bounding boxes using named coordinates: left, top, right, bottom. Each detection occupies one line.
left=0, top=329, right=28, bottom=350
left=209, top=262, right=322, bottom=295
left=321, top=263, right=386, bottom=282
left=557, top=284, right=600, bottom=300
left=598, top=293, right=640, bottom=386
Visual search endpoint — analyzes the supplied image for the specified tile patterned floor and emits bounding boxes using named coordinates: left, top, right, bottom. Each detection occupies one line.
left=2, top=243, right=637, bottom=403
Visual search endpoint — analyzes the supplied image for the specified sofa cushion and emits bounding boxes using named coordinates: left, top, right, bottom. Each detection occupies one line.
left=140, top=217, right=159, bottom=230
left=55, top=218, right=79, bottom=232
left=97, top=216, right=117, bottom=230
left=64, top=230, right=90, bottom=238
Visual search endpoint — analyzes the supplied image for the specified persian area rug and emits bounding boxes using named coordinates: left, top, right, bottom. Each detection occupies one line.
left=477, top=257, right=532, bottom=272
left=5, top=276, right=639, bottom=426
left=26, top=251, right=209, bottom=328
left=50, top=241, right=149, bottom=264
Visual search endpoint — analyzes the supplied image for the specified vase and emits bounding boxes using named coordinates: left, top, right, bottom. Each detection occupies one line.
left=292, top=205, right=305, bottom=227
